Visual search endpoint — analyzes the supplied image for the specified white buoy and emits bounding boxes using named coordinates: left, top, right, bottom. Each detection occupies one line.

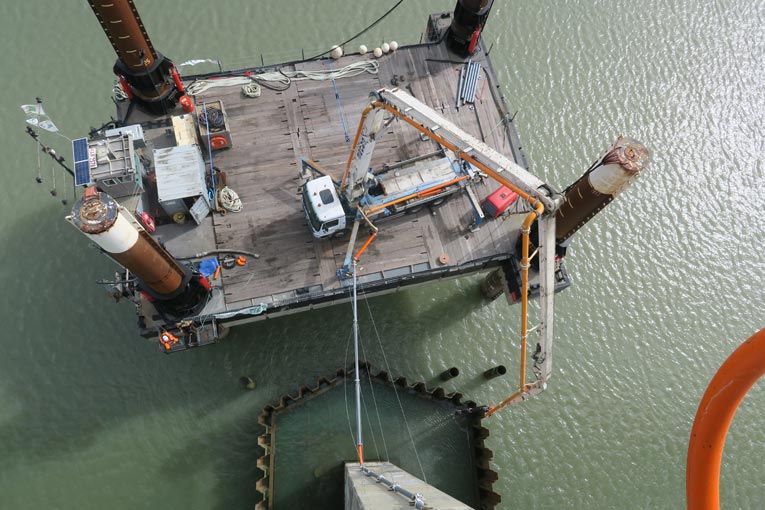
left=373, top=47, right=383, bottom=58
left=359, top=44, right=368, bottom=55
left=330, top=45, right=343, bottom=59
left=389, top=41, right=399, bottom=51
left=381, top=42, right=390, bottom=53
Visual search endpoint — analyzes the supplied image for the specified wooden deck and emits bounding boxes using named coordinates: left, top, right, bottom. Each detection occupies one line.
left=190, top=41, right=530, bottom=311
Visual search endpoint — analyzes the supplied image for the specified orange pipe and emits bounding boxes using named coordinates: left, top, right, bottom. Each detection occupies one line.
left=363, top=175, right=469, bottom=216
left=484, top=382, right=538, bottom=418
left=376, top=101, right=548, bottom=393
left=353, top=232, right=377, bottom=262
left=355, top=99, right=547, bottom=401
left=357, top=444, right=364, bottom=465
left=686, top=327, right=765, bottom=510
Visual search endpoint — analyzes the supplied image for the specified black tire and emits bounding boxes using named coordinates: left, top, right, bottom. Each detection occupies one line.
left=430, top=196, right=449, bottom=208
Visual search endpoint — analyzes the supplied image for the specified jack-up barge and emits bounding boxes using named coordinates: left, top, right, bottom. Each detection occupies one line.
left=62, top=0, right=649, bottom=393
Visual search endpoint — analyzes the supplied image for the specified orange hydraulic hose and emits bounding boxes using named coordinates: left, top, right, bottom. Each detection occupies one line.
left=341, top=104, right=376, bottom=190
left=686, top=327, right=765, bottom=510
left=363, top=175, right=469, bottom=216
left=484, top=382, right=539, bottom=417
left=352, top=232, right=377, bottom=262
left=376, top=101, right=549, bottom=397
left=357, top=444, right=364, bottom=466
left=355, top=99, right=548, bottom=406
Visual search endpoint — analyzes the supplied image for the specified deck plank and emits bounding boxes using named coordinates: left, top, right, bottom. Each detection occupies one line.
left=179, top=43, right=531, bottom=309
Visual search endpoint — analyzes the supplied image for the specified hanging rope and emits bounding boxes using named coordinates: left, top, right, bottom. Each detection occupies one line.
left=49, top=162, right=57, bottom=197
left=113, top=80, right=128, bottom=102
left=61, top=171, right=68, bottom=205
left=35, top=144, right=42, bottom=183
left=343, top=281, right=389, bottom=464
left=328, top=59, right=351, bottom=143
left=358, top=322, right=391, bottom=462
left=359, top=382, right=383, bottom=461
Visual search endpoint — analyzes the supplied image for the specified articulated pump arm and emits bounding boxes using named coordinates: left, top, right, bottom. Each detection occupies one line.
left=340, top=103, right=387, bottom=204
left=340, top=88, right=560, bottom=406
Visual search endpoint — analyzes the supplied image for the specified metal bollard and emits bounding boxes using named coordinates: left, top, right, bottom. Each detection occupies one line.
left=440, top=367, right=460, bottom=381
left=483, top=365, right=506, bottom=379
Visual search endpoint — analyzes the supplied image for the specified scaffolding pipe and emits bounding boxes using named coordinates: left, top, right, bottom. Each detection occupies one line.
left=456, top=62, right=466, bottom=108
left=462, top=62, right=476, bottom=103
left=466, top=62, right=479, bottom=103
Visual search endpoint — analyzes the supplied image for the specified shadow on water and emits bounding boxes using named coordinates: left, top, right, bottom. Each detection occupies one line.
left=0, top=207, right=251, bottom=464
left=355, top=276, right=492, bottom=357
left=0, top=203, right=496, bottom=509
left=155, top=410, right=266, bottom=510
left=0, top=209, right=336, bottom=499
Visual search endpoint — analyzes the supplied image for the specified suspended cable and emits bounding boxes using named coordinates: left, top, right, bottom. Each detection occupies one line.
left=360, top=286, right=428, bottom=483
left=50, top=162, right=57, bottom=197
left=328, top=58, right=351, bottom=143
left=306, top=0, right=406, bottom=61
left=359, top=383, right=382, bottom=461
left=358, top=322, right=391, bottom=462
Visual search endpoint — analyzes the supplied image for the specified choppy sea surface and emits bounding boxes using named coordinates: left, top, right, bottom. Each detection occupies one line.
left=0, top=1, right=763, bottom=508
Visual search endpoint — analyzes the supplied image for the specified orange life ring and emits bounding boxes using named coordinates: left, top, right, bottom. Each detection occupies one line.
left=159, top=331, right=179, bottom=350
left=141, top=212, right=156, bottom=233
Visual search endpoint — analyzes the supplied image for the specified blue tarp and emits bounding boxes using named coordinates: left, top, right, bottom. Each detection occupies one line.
left=198, top=257, right=219, bottom=277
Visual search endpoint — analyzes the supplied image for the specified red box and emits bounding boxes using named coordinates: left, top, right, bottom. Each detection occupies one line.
left=481, top=186, right=518, bottom=218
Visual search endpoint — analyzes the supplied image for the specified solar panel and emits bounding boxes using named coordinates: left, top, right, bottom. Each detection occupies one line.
left=72, top=137, right=91, bottom=186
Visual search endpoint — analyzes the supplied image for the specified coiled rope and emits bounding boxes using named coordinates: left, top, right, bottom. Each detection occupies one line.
left=217, top=186, right=243, bottom=212
left=185, top=60, right=379, bottom=96
left=113, top=80, right=128, bottom=102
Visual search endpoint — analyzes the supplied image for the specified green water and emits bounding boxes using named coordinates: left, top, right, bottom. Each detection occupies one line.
left=1, top=1, right=763, bottom=508
left=272, top=381, right=476, bottom=508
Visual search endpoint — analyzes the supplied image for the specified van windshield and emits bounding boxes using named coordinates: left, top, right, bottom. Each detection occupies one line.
left=302, top=185, right=322, bottom=231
